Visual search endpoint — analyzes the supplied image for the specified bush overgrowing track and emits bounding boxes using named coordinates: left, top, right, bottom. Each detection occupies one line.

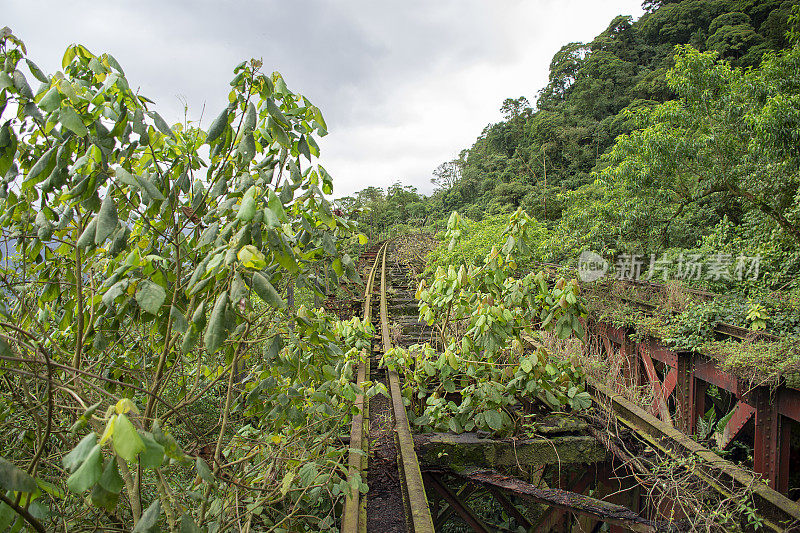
left=0, top=29, right=385, bottom=532
left=353, top=223, right=800, bottom=532
left=337, top=238, right=698, bottom=532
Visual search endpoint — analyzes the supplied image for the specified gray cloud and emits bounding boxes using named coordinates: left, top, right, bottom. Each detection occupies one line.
left=5, top=0, right=643, bottom=197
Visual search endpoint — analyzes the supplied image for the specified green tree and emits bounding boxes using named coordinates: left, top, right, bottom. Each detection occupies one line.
left=604, top=45, right=800, bottom=246
left=0, top=29, right=370, bottom=531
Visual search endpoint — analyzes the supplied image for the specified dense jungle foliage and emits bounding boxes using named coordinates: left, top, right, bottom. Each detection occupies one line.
left=3, top=0, right=800, bottom=531
left=341, top=0, right=800, bottom=302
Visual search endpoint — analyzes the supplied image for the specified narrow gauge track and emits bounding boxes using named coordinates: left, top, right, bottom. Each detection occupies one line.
left=341, top=242, right=435, bottom=533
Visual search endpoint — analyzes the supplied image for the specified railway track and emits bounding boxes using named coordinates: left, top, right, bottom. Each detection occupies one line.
left=336, top=245, right=800, bottom=531
left=341, top=242, right=435, bottom=533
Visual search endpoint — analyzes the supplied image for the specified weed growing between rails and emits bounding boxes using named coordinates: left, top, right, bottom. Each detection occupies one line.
left=382, top=209, right=592, bottom=436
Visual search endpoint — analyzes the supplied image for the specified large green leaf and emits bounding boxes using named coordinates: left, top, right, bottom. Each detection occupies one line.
left=264, top=334, right=284, bottom=360
left=132, top=500, right=161, bottom=533
left=0, top=72, right=13, bottom=92
left=170, top=306, right=189, bottom=334
left=267, top=189, right=288, bottom=223
left=94, top=192, right=119, bottom=244
left=0, top=456, right=36, bottom=493
left=112, top=413, right=145, bottom=462
left=298, top=135, right=311, bottom=161
left=98, top=458, right=124, bottom=493
left=63, top=433, right=97, bottom=472
left=204, top=291, right=229, bottom=354
left=67, top=444, right=102, bottom=493
left=180, top=513, right=202, bottom=533
left=249, top=272, right=286, bottom=309
left=76, top=218, right=98, bottom=250
left=91, top=483, right=119, bottom=511
left=237, top=185, right=257, bottom=221
left=139, top=433, right=165, bottom=469
left=149, top=111, right=175, bottom=139
left=484, top=409, right=503, bottom=432
left=196, top=456, right=213, bottom=483
left=238, top=132, right=255, bottom=161
left=206, top=107, right=228, bottom=144
left=59, top=105, right=88, bottom=137
left=25, top=59, right=48, bottom=83
left=181, top=327, right=199, bottom=353
left=242, top=102, right=256, bottom=133
left=136, top=281, right=166, bottom=315
left=28, top=145, right=56, bottom=181
left=266, top=98, right=289, bottom=127
left=12, top=69, right=33, bottom=99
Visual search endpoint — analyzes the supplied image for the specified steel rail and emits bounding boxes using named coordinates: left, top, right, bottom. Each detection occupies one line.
left=380, top=245, right=436, bottom=533
left=341, top=242, right=386, bottom=533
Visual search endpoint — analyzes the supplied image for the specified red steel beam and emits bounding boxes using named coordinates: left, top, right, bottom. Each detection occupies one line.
left=648, top=339, right=678, bottom=367
left=675, top=352, right=693, bottom=434
left=752, top=388, right=781, bottom=489
left=718, top=402, right=755, bottom=450
left=694, top=357, right=739, bottom=395
left=662, top=367, right=677, bottom=397
left=778, top=387, right=800, bottom=423
left=640, top=348, right=672, bottom=425
left=779, top=422, right=791, bottom=494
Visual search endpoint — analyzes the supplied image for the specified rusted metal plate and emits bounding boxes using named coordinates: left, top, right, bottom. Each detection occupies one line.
left=717, top=401, right=755, bottom=450
left=694, top=356, right=739, bottom=394
left=752, top=388, right=781, bottom=490
left=648, top=339, right=678, bottom=367
left=778, top=387, right=800, bottom=423
left=640, top=348, right=672, bottom=425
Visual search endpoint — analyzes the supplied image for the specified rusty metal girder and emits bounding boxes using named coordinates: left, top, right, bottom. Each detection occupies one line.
left=717, top=402, right=755, bottom=450
left=423, top=474, right=490, bottom=533
left=640, top=347, right=673, bottom=425
left=778, top=387, right=800, bottom=423
left=459, top=468, right=675, bottom=532
left=588, top=378, right=800, bottom=531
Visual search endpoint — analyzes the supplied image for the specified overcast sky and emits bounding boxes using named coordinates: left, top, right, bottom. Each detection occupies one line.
left=6, top=0, right=643, bottom=198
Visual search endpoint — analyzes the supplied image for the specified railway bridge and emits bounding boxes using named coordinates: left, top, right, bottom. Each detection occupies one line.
left=331, top=240, right=800, bottom=532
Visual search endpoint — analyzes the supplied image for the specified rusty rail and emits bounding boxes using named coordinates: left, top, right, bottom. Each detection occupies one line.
left=342, top=242, right=434, bottom=532
left=341, top=242, right=385, bottom=533
left=379, top=244, right=436, bottom=533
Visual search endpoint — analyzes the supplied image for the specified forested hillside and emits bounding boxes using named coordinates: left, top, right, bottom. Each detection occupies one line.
left=341, top=0, right=800, bottom=297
